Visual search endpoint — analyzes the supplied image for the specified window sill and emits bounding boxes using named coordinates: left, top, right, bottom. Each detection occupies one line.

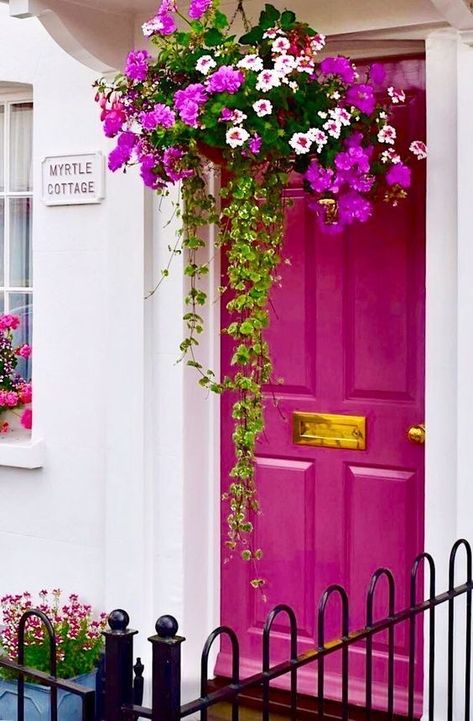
left=0, top=431, right=44, bottom=468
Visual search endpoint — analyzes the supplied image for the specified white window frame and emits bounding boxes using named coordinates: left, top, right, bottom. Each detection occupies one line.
left=0, top=91, right=33, bottom=319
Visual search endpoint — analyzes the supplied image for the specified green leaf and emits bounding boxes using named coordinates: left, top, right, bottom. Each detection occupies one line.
left=239, top=27, right=263, bottom=45
left=280, top=10, right=296, bottom=28
left=214, top=10, right=229, bottom=29
left=259, top=3, right=280, bottom=29
left=204, top=28, right=224, bottom=46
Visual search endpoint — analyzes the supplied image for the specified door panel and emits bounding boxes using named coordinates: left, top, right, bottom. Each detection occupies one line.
left=218, top=57, right=426, bottom=715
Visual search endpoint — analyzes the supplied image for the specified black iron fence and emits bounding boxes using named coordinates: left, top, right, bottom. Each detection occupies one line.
left=1, top=539, right=473, bottom=721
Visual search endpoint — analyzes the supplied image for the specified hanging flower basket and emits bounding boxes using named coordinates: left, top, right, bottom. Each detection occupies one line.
left=95, top=0, right=426, bottom=588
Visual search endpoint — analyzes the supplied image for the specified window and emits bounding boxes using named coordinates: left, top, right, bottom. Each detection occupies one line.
left=0, top=97, right=33, bottom=378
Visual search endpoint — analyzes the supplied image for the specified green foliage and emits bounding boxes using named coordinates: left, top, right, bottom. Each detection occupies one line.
left=0, top=591, right=107, bottom=681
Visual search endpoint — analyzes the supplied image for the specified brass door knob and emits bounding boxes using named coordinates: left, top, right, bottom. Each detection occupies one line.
left=408, top=423, right=425, bottom=444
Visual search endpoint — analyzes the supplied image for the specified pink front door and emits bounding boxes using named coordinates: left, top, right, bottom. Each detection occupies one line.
left=218, top=57, right=426, bottom=714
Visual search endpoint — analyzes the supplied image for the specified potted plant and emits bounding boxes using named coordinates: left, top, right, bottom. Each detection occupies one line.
left=0, top=314, right=32, bottom=434
left=0, top=590, right=107, bottom=721
left=95, top=0, right=426, bottom=586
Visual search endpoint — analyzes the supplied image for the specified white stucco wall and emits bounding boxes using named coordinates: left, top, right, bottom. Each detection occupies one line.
left=0, top=5, right=151, bottom=648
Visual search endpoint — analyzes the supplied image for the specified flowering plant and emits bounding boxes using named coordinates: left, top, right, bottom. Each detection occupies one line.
left=0, top=314, right=32, bottom=433
left=0, top=590, right=107, bottom=680
left=96, top=0, right=426, bottom=586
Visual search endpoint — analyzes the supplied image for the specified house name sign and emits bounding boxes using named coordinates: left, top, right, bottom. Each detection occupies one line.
left=41, top=153, right=105, bottom=206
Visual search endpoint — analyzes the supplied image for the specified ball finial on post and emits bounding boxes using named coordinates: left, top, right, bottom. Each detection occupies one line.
left=108, top=609, right=130, bottom=632
left=155, top=615, right=179, bottom=638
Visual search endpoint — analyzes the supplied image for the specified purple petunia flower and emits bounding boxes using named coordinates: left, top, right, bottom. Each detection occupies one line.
left=124, top=50, right=150, bottom=82
left=305, top=161, right=335, bottom=193
left=174, top=84, right=207, bottom=127
left=319, top=56, right=355, bottom=84
left=163, top=147, right=194, bottom=182
left=386, top=163, right=412, bottom=189
left=139, top=154, right=164, bottom=189
left=142, top=0, right=177, bottom=36
left=140, top=103, right=176, bottom=130
left=108, top=131, right=137, bottom=171
left=339, top=191, right=373, bottom=224
left=102, top=105, right=127, bottom=138
left=249, top=134, right=262, bottom=154
left=207, top=66, right=244, bottom=94
left=346, top=83, right=376, bottom=115
left=189, top=0, right=212, bottom=19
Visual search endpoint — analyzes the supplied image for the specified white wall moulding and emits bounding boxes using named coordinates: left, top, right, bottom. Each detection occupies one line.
left=6, top=0, right=472, bottom=72
left=9, top=0, right=134, bottom=71
left=41, top=152, right=105, bottom=206
left=0, top=435, right=44, bottom=468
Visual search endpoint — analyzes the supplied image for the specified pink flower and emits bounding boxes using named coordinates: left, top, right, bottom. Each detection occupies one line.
left=189, top=0, right=212, bottom=19
left=139, top=104, right=176, bottom=130
left=386, top=163, right=411, bottom=189
left=174, top=84, right=207, bottom=127
left=16, top=344, right=32, bottom=359
left=101, top=103, right=126, bottom=138
left=6, top=392, right=18, bottom=408
left=0, top=315, right=20, bottom=331
left=108, top=131, right=137, bottom=172
left=207, top=66, right=244, bottom=94
left=163, top=147, right=194, bottom=182
left=139, top=154, right=164, bottom=189
left=346, top=83, right=376, bottom=115
left=124, top=50, right=150, bottom=82
left=19, top=383, right=32, bottom=404
left=21, top=409, right=32, bottom=430
left=249, top=134, right=262, bottom=154
left=319, top=56, right=355, bottom=84
left=410, top=140, right=427, bottom=160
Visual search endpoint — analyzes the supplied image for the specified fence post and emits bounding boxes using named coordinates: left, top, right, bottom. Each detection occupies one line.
left=103, top=609, right=138, bottom=721
left=149, top=615, right=185, bottom=721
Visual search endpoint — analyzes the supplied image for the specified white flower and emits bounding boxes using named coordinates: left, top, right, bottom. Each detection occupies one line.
left=295, top=56, right=315, bottom=74
left=263, top=27, right=283, bottom=39
left=253, top=99, right=273, bottom=117
left=388, top=86, right=406, bottom=104
left=231, top=109, right=247, bottom=125
left=318, top=111, right=328, bottom=119
left=409, top=140, right=427, bottom=159
left=226, top=126, right=250, bottom=148
left=310, top=33, right=326, bottom=52
left=289, top=132, right=313, bottom=155
left=308, top=128, right=328, bottom=152
left=381, top=149, right=401, bottom=164
left=274, top=54, right=297, bottom=75
left=196, top=55, right=217, bottom=75
left=272, top=36, right=290, bottom=53
left=328, top=91, right=341, bottom=100
left=378, top=111, right=388, bottom=120
left=142, top=17, right=165, bottom=36
left=323, top=118, right=342, bottom=139
left=237, top=54, right=264, bottom=72
left=329, top=107, right=351, bottom=127
left=288, top=80, right=298, bottom=92
left=256, top=69, right=282, bottom=92
left=378, top=125, right=397, bottom=145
